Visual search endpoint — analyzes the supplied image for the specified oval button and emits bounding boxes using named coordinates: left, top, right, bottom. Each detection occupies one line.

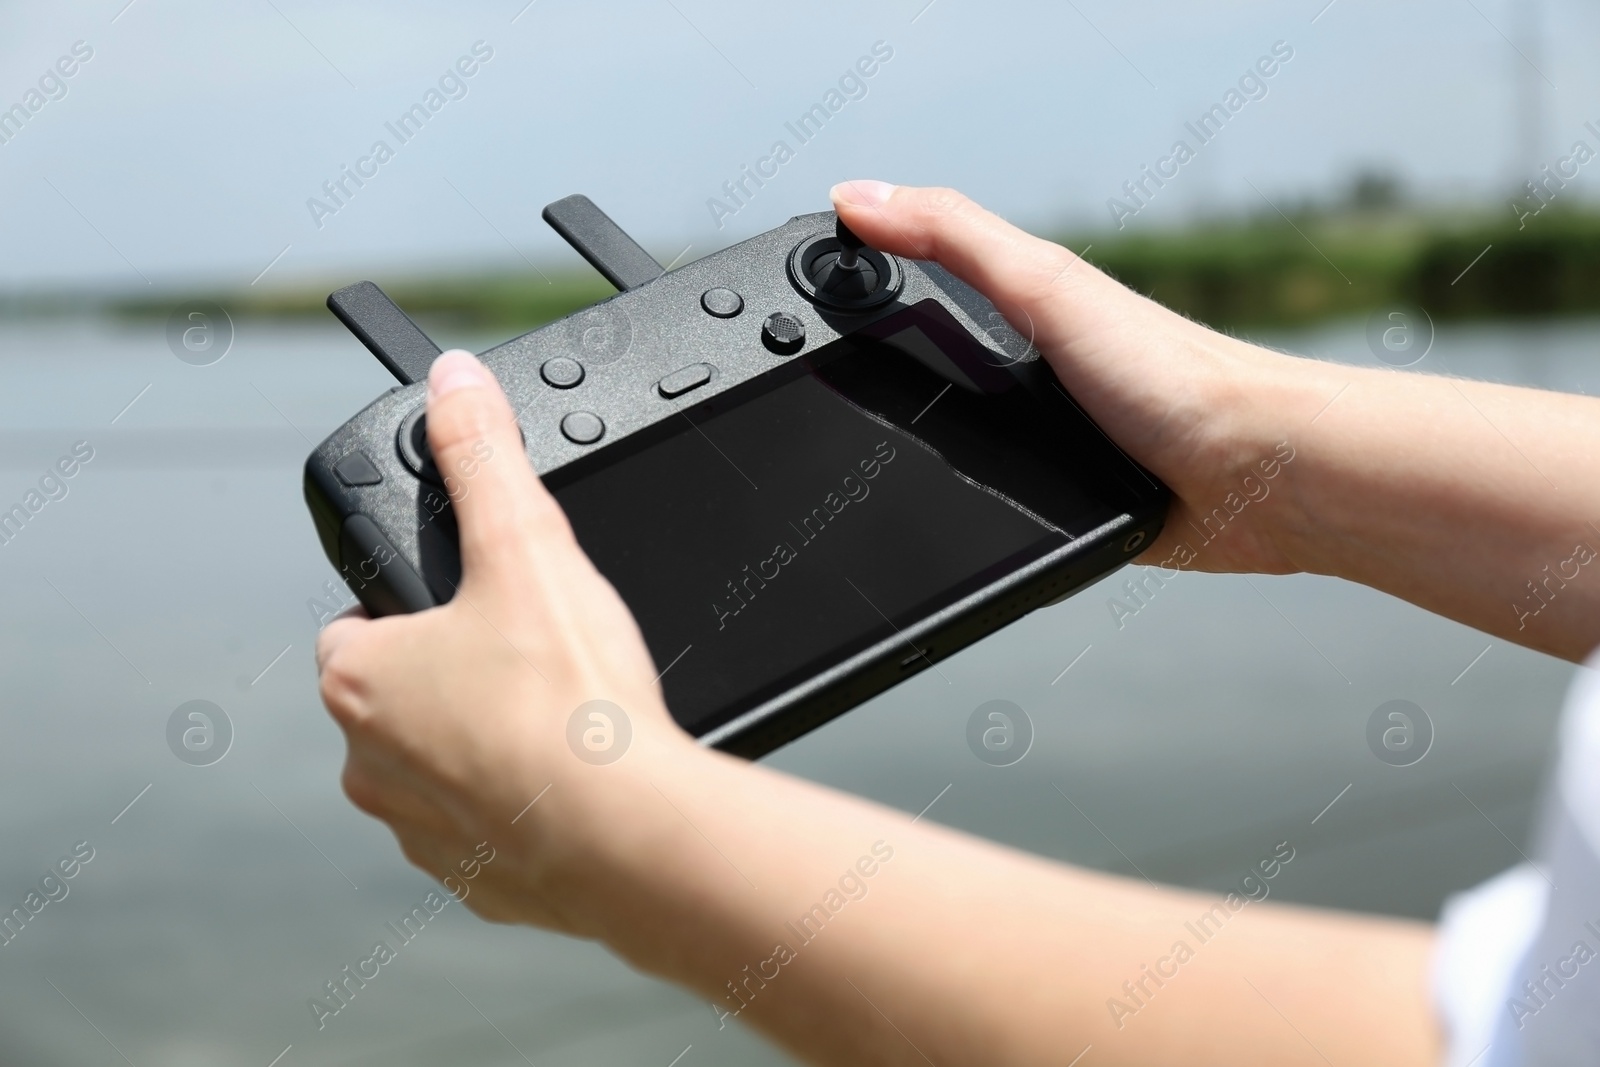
left=658, top=363, right=714, bottom=399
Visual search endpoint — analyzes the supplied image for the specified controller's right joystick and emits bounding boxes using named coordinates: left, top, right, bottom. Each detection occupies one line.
left=805, top=218, right=882, bottom=306
left=834, top=218, right=864, bottom=271
left=788, top=218, right=902, bottom=312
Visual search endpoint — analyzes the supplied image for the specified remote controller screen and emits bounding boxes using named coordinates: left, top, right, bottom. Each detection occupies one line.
left=547, top=301, right=1130, bottom=739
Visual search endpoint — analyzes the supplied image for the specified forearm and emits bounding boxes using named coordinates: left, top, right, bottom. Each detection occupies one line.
left=566, top=747, right=1437, bottom=1066
left=1235, top=350, right=1600, bottom=661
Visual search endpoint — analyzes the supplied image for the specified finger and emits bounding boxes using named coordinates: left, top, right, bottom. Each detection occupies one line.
left=425, top=350, right=576, bottom=592
left=316, top=612, right=368, bottom=673
left=829, top=181, right=1123, bottom=344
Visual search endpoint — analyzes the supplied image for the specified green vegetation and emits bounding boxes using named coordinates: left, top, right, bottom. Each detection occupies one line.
left=1073, top=208, right=1600, bottom=331
left=110, top=271, right=619, bottom=333
left=6, top=205, right=1600, bottom=335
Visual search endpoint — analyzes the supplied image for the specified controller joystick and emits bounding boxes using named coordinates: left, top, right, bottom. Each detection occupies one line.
left=835, top=218, right=863, bottom=270
left=806, top=219, right=882, bottom=305
left=787, top=218, right=903, bottom=311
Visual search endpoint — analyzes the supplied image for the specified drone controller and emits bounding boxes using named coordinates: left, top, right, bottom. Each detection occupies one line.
left=304, top=195, right=1169, bottom=758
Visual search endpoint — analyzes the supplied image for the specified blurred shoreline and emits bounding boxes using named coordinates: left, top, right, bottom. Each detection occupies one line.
left=5, top=204, right=1599, bottom=336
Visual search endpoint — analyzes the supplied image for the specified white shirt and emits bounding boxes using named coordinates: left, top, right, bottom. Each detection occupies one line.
left=1435, top=651, right=1600, bottom=1066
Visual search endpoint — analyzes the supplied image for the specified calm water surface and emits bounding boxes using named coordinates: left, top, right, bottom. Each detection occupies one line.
left=0, top=312, right=1594, bottom=1065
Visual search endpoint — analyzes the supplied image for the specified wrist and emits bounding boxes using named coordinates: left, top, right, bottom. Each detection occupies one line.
left=1229, top=343, right=1361, bottom=574
left=517, top=719, right=720, bottom=939
left=1181, top=334, right=1343, bottom=575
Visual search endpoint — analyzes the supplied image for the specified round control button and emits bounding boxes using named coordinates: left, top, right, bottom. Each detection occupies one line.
left=560, top=411, right=605, bottom=445
left=541, top=356, right=585, bottom=389
left=701, top=288, right=744, bottom=318
left=396, top=406, right=443, bottom=484
left=762, top=312, right=806, bottom=355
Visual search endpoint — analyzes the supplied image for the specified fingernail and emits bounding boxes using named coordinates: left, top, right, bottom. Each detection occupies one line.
left=428, top=350, right=490, bottom=400
left=830, top=180, right=896, bottom=208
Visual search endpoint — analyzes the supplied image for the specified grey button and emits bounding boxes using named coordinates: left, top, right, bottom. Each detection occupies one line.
left=334, top=451, right=382, bottom=487
left=658, top=363, right=714, bottom=399
left=701, top=287, right=744, bottom=318
left=541, top=357, right=585, bottom=389
left=561, top=411, right=605, bottom=445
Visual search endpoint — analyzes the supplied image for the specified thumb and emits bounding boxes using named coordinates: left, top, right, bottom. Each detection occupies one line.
left=829, top=181, right=1126, bottom=348
left=424, top=350, right=573, bottom=596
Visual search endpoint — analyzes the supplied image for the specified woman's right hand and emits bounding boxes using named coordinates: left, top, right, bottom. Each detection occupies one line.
left=832, top=180, right=1332, bottom=577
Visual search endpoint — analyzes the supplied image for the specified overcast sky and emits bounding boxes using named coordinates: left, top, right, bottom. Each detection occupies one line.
left=2, top=0, right=1597, bottom=292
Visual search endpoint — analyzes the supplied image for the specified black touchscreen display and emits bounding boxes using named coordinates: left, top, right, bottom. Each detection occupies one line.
left=547, top=300, right=1129, bottom=736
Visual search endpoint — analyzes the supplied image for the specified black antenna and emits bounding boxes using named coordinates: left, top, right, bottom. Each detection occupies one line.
left=541, top=194, right=663, bottom=291
left=327, top=281, right=441, bottom=386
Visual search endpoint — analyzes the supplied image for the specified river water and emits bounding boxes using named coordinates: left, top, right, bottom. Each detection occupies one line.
left=0, top=310, right=1594, bottom=1065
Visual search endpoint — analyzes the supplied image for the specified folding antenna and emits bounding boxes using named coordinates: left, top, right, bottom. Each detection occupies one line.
left=541, top=194, right=663, bottom=291
left=326, top=281, right=441, bottom=386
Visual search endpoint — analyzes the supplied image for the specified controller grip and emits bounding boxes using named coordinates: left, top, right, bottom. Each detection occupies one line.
left=337, top=514, right=438, bottom=616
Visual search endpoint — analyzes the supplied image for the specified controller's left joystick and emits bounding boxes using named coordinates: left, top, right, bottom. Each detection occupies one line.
left=397, top=406, right=443, bottom=485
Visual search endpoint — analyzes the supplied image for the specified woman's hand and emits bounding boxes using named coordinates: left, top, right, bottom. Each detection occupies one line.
left=831, top=180, right=1329, bottom=576
left=315, top=350, right=704, bottom=934
left=835, top=181, right=1600, bottom=660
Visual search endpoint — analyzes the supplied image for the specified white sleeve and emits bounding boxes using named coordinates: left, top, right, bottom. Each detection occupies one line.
left=1431, top=650, right=1600, bottom=1067
left=1433, top=864, right=1548, bottom=1067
